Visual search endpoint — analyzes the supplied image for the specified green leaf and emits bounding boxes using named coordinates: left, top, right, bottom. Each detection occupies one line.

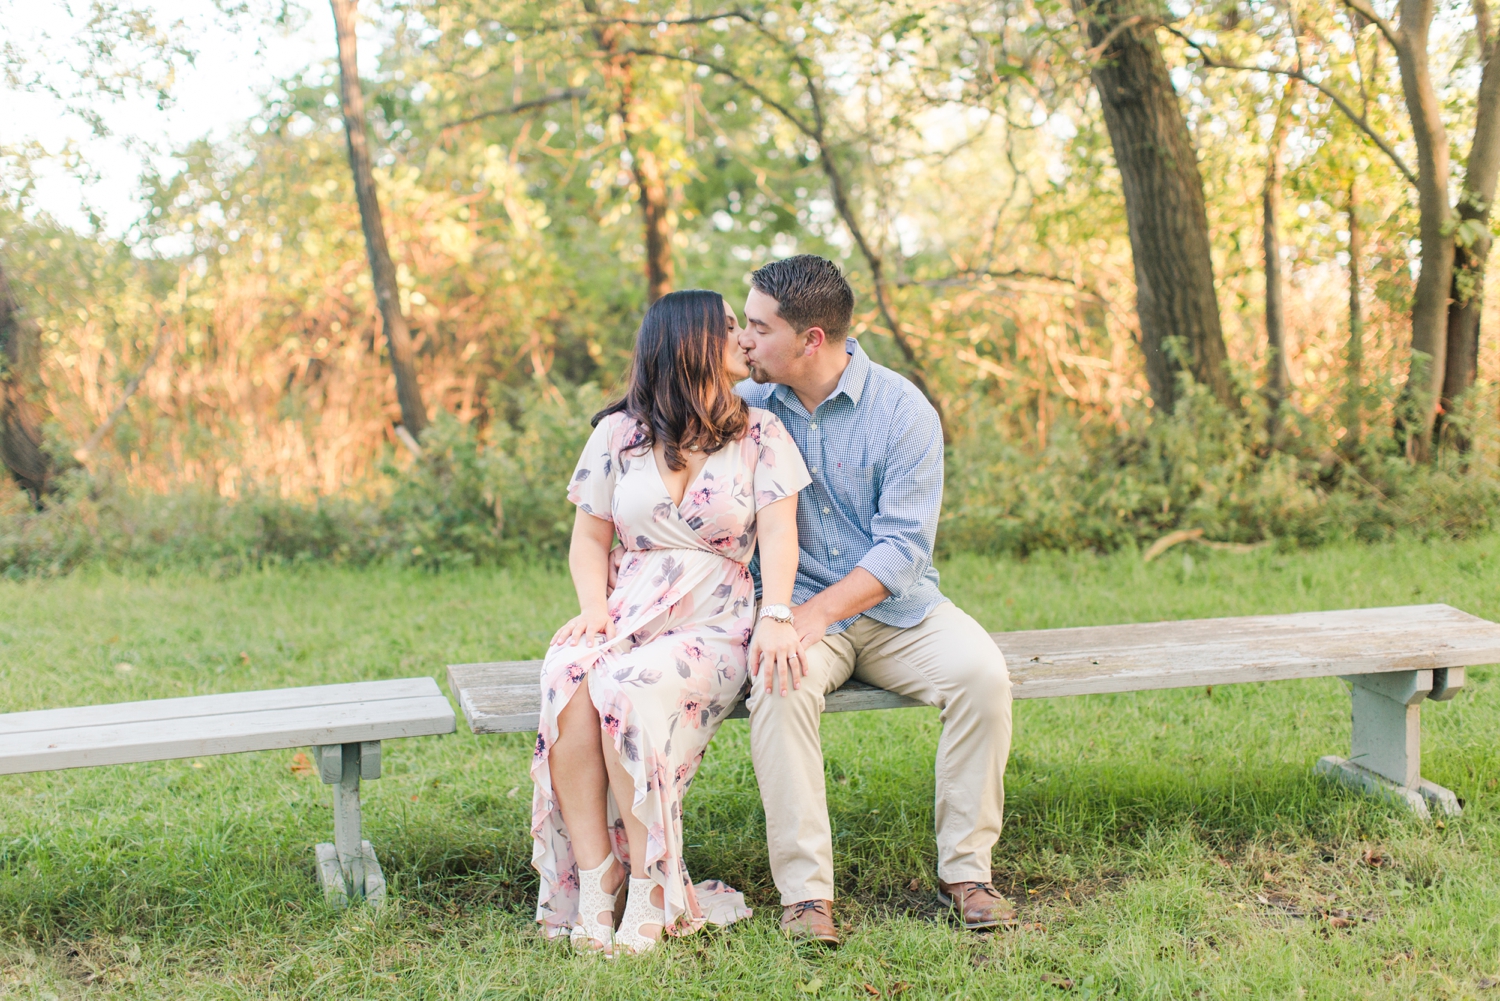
left=1454, top=218, right=1491, bottom=250
left=890, top=12, right=927, bottom=40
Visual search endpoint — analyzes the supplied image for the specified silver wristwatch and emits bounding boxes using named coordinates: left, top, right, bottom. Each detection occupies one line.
left=759, top=603, right=794, bottom=625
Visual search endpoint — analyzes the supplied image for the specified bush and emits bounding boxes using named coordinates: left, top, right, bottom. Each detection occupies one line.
left=941, top=384, right=1500, bottom=555
left=380, top=384, right=607, bottom=568
left=0, top=384, right=604, bottom=577
left=4, top=382, right=1499, bottom=577
left=0, top=477, right=384, bottom=578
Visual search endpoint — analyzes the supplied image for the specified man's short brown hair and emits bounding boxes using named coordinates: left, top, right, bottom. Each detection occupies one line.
left=750, top=254, right=854, bottom=340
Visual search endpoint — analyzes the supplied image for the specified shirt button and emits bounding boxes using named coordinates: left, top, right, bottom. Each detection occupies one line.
left=810, top=466, right=819, bottom=474
left=822, top=506, right=830, bottom=514
left=831, top=548, right=840, bottom=557
left=810, top=422, right=818, bottom=430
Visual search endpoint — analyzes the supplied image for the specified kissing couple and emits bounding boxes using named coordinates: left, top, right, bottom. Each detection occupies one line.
left=528, top=254, right=1015, bottom=956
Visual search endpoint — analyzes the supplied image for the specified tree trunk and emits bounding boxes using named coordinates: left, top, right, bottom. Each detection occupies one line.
left=1439, top=16, right=1500, bottom=431
left=1263, top=85, right=1293, bottom=440
left=1072, top=0, right=1237, bottom=415
left=1391, top=0, right=1454, bottom=460
left=1342, top=178, right=1365, bottom=453
left=583, top=0, right=676, bottom=304
left=330, top=0, right=427, bottom=437
left=632, top=146, right=674, bottom=303
left=0, top=259, right=54, bottom=503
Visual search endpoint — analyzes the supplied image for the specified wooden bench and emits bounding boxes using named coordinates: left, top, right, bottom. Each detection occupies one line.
left=0, top=678, right=455, bottom=907
left=448, top=604, right=1500, bottom=820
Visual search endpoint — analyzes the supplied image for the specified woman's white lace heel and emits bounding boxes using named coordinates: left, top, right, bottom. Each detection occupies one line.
left=570, top=857, right=620, bottom=954
left=613, top=876, right=665, bottom=955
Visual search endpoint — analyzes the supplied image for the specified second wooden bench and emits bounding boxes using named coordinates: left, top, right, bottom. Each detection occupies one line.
left=0, top=677, right=456, bottom=907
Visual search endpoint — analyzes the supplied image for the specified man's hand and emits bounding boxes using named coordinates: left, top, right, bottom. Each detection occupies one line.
left=792, top=602, right=834, bottom=651
left=791, top=570, right=886, bottom=648
left=749, top=618, right=806, bottom=697
left=605, top=544, right=624, bottom=595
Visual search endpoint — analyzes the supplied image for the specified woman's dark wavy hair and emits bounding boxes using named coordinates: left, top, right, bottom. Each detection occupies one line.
left=593, top=289, right=749, bottom=471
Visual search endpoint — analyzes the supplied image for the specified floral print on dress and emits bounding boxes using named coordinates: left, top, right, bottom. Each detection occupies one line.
left=531, top=407, right=810, bottom=939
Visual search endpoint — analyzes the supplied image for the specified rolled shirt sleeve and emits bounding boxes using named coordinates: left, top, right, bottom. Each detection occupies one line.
left=856, top=398, right=943, bottom=599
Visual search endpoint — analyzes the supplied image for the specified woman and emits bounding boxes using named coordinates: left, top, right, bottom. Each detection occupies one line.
left=531, top=289, right=811, bottom=956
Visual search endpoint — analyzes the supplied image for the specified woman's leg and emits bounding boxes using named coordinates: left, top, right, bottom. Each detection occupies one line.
left=601, top=733, right=665, bottom=939
left=550, top=682, right=623, bottom=896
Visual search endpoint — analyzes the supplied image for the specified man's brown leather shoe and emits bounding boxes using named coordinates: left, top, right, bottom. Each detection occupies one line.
left=780, top=899, right=839, bottom=947
left=937, top=880, right=1019, bottom=930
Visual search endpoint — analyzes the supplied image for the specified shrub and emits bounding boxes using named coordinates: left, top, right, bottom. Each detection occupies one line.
left=941, top=385, right=1500, bottom=555
left=0, top=383, right=603, bottom=577
left=4, top=382, right=1499, bottom=577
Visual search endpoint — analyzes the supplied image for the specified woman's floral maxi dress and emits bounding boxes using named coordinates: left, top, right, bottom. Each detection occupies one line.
left=531, top=407, right=810, bottom=939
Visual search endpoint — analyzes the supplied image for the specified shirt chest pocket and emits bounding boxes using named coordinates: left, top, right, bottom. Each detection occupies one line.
left=829, top=462, right=878, bottom=523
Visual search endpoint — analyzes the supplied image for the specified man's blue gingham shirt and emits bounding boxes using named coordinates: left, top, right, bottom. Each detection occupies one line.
left=739, top=338, right=946, bottom=633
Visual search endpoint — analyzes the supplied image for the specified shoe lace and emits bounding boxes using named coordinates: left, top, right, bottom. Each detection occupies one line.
left=790, top=899, right=828, bottom=919
left=953, top=882, right=1001, bottom=906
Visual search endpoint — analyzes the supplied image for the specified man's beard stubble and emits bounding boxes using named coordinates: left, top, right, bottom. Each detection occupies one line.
left=746, top=362, right=774, bottom=384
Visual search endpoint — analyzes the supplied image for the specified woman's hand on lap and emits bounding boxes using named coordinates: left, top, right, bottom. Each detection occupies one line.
left=751, top=619, right=806, bottom=697
left=552, top=607, right=617, bottom=647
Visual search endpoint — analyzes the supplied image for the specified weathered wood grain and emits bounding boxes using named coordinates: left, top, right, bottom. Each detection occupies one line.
left=998, top=603, right=1500, bottom=698
left=0, top=678, right=455, bottom=775
left=449, top=604, right=1500, bottom=735
left=0, top=678, right=443, bottom=734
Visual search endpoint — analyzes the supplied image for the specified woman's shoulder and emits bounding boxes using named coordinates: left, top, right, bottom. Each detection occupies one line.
left=594, top=410, right=649, bottom=452
left=744, top=406, right=783, bottom=430
left=744, top=406, right=792, bottom=441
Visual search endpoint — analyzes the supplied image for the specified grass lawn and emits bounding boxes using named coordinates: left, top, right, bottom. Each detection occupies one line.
left=1, top=537, right=1498, bottom=999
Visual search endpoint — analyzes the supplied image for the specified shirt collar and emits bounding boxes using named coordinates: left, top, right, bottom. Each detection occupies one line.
left=836, top=338, right=869, bottom=405
left=772, top=338, right=868, bottom=410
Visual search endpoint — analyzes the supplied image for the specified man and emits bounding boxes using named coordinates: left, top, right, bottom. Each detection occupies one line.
left=737, top=254, right=1015, bottom=947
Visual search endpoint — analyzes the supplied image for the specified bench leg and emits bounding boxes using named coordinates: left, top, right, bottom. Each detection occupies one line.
left=313, top=741, right=387, bottom=907
left=1315, top=669, right=1464, bottom=820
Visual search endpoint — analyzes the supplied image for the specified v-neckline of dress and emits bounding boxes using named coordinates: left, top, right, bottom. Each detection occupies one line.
left=648, top=445, right=715, bottom=517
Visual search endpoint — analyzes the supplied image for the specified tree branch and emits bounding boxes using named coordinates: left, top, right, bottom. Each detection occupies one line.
left=898, top=269, right=1104, bottom=301
left=569, top=11, right=753, bottom=28
left=1081, top=14, right=1145, bottom=61
left=442, top=88, right=590, bottom=130
left=74, top=320, right=166, bottom=463
left=1340, top=0, right=1402, bottom=50
left=1169, top=28, right=1418, bottom=186
left=620, top=48, right=815, bottom=136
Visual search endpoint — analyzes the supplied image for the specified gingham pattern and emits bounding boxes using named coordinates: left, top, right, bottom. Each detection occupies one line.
left=739, top=338, right=946, bottom=633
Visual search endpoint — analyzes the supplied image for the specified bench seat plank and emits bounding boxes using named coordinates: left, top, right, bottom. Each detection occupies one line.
left=0, top=678, right=443, bottom=735
left=0, top=679, right=455, bottom=775
left=448, top=604, right=1500, bottom=735
left=999, top=603, right=1500, bottom=698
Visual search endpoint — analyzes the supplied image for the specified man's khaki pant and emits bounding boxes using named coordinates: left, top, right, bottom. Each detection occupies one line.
left=747, top=601, right=1012, bottom=905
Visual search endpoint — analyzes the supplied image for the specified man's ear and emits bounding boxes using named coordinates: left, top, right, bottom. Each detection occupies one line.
left=801, top=325, right=828, bottom=356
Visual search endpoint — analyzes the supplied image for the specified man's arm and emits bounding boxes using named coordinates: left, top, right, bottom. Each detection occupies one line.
left=793, top=567, right=888, bottom=649
left=793, top=395, right=943, bottom=646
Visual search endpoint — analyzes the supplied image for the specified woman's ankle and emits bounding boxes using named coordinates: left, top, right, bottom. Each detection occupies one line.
left=601, top=857, right=625, bottom=895
left=624, top=876, right=664, bottom=941
left=579, top=854, right=622, bottom=885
